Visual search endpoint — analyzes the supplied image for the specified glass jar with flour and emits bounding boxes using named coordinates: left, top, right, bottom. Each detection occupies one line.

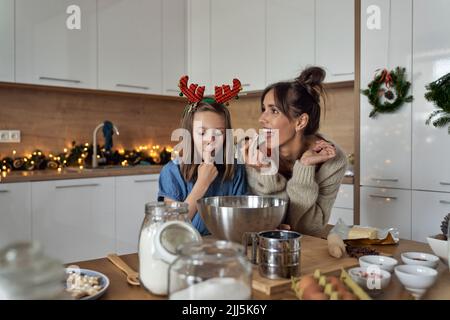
left=168, top=240, right=253, bottom=300
left=138, top=202, right=201, bottom=296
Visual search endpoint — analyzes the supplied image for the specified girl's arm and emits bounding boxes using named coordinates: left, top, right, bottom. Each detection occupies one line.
left=184, top=163, right=217, bottom=220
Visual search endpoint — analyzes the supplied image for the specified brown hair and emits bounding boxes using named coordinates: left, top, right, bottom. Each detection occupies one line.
left=179, top=101, right=235, bottom=182
left=261, top=66, right=326, bottom=135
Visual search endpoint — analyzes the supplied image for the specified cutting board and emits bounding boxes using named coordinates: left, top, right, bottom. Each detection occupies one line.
left=251, top=235, right=359, bottom=295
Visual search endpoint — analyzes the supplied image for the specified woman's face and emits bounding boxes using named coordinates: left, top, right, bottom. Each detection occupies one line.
left=259, top=89, right=297, bottom=148
left=192, top=111, right=226, bottom=162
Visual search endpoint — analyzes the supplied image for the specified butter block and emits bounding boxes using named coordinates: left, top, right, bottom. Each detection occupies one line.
left=348, top=226, right=378, bottom=240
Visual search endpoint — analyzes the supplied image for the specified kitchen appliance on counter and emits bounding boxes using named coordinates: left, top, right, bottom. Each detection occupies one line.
left=197, top=196, right=288, bottom=243
left=243, top=230, right=302, bottom=279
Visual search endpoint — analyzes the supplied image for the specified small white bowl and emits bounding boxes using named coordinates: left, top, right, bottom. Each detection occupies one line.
left=348, top=266, right=391, bottom=290
left=426, top=236, right=448, bottom=263
left=394, top=265, right=438, bottom=298
left=401, top=252, right=439, bottom=269
left=359, top=255, right=398, bottom=272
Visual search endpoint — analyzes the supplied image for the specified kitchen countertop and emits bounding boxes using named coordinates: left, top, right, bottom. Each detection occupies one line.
left=71, top=235, right=449, bottom=300
left=0, top=166, right=354, bottom=185
left=0, top=165, right=164, bottom=183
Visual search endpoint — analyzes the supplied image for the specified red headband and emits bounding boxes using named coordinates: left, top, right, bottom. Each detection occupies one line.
left=178, top=75, right=242, bottom=105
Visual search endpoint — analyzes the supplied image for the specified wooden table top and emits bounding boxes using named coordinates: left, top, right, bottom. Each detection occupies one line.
left=71, top=235, right=449, bottom=300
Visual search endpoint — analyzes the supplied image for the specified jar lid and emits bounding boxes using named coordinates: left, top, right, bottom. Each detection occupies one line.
left=145, top=201, right=189, bottom=217
left=154, top=221, right=202, bottom=264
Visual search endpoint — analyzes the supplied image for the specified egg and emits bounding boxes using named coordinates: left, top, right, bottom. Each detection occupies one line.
left=302, top=284, right=327, bottom=300
left=304, top=292, right=329, bottom=300
left=297, top=275, right=317, bottom=292
left=340, top=292, right=357, bottom=300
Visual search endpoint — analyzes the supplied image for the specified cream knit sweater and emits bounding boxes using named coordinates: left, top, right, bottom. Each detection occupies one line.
left=246, top=141, right=348, bottom=237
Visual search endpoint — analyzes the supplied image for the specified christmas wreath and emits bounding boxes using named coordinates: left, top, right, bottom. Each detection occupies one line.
left=425, top=72, right=450, bottom=134
left=361, top=67, right=413, bottom=118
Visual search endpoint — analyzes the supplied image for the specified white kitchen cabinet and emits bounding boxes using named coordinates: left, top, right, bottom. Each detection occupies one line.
left=360, top=0, right=413, bottom=189
left=211, top=0, right=265, bottom=92
left=98, top=0, right=162, bottom=94
left=15, top=0, right=97, bottom=89
left=115, top=174, right=159, bottom=255
left=163, top=0, right=187, bottom=96
left=32, top=178, right=115, bottom=263
left=187, top=0, right=212, bottom=95
left=329, top=208, right=354, bottom=226
left=330, top=184, right=354, bottom=225
left=266, top=0, right=314, bottom=85
left=360, top=186, right=411, bottom=240
left=412, top=0, right=450, bottom=193
left=316, top=0, right=354, bottom=83
left=0, top=0, right=14, bottom=82
left=412, top=190, right=450, bottom=243
left=0, top=183, right=32, bottom=248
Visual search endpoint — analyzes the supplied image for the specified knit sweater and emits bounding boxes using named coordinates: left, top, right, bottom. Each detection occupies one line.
left=245, top=140, right=348, bottom=237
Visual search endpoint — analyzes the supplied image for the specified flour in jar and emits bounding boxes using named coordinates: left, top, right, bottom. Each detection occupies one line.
left=169, top=277, right=251, bottom=300
left=138, top=222, right=169, bottom=296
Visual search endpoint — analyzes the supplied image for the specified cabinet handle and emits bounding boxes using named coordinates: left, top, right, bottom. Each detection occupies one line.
left=55, top=183, right=99, bottom=189
left=39, top=76, right=81, bottom=84
left=116, top=83, right=149, bottom=90
left=242, top=83, right=251, bottom=87
left=440, top=200, right=450, bottom=205
left=332, top=72, right=354, bottom=76
left=369, top=194, right=397, bottom=200
left=134, top=179, right=158, bottom=183
left=440, top=182, right=450, bottom=186
left=371, top=178, right=399, bottom=182
left=0, top=190, right=9, bottom=193
left=165, top=89, right=179, bottom=92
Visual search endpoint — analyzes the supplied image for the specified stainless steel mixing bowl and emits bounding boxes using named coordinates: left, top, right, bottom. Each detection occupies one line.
left=197, top=196, right=288, bottom=243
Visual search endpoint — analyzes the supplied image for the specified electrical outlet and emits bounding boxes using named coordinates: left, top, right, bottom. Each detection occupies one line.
left=0, top=130, right=21, bottom=143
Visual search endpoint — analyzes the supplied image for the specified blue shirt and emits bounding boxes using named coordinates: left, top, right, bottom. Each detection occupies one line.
left=157, top=159, right=247, bottom=235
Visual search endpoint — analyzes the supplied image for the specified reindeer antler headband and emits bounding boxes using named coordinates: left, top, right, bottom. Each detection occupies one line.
left=178, top=75, right=242, bottom=114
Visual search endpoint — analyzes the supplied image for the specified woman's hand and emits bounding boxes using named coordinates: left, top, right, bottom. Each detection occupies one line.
left=300, top=140, right=336, bottom=166
left=240, top=138, right=271, bottom=170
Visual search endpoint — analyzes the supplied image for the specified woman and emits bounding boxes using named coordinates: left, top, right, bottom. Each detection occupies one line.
left=243, top=66, right=347, bottom=237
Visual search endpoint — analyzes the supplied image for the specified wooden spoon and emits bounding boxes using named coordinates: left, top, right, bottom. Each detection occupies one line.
left=107, top=253, right=140, bottom=286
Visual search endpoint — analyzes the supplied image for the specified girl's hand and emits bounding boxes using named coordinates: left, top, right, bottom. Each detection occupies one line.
left=197, top=162, right=218, bottom=187
left=300, top=140, right=336, bottom=166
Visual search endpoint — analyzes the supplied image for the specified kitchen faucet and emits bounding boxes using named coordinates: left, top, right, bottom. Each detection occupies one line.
left=92, top=123, right=119, bottom=168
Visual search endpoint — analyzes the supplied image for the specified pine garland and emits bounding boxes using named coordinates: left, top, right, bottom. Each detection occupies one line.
left=425, top=72, right=450, bottom=134
left=361, top=67, right=413, bottom=118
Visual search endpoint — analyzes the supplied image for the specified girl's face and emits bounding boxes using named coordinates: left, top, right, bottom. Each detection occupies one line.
left=192, top=111, right=226, bottom=162
left=259, top=89, right=297, bottom=148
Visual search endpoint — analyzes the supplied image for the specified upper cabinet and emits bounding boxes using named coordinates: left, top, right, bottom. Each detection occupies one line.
left=316, top=0, right=355, bottom=83
left=0, top=0, right=14, bottom=82
left=163, top=0, right=187, bottom=96
left=211, top=0, right=265, bottom=92
left=266, top=0, right=314, bottom=85
left=360, top=0, right=413, bottom=190
left=187, top=0, right=212, bottom=95
left=98, top=0, right=162, bottom=95
left=412, top=0, right=450, bottom=193
left=15, top=0, right=97, bottom=89
left=11, top=0, right=355, bottom=93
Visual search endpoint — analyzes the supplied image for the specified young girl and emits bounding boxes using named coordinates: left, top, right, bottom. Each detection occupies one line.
left=158, top=78, right=247, bottom=235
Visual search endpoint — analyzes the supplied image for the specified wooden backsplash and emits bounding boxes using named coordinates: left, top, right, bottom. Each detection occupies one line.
left=0, top=83, right=354, bottom=158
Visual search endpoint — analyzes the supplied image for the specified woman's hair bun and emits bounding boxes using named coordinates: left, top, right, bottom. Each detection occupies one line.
left=295, top=66, right=326, bottom=87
